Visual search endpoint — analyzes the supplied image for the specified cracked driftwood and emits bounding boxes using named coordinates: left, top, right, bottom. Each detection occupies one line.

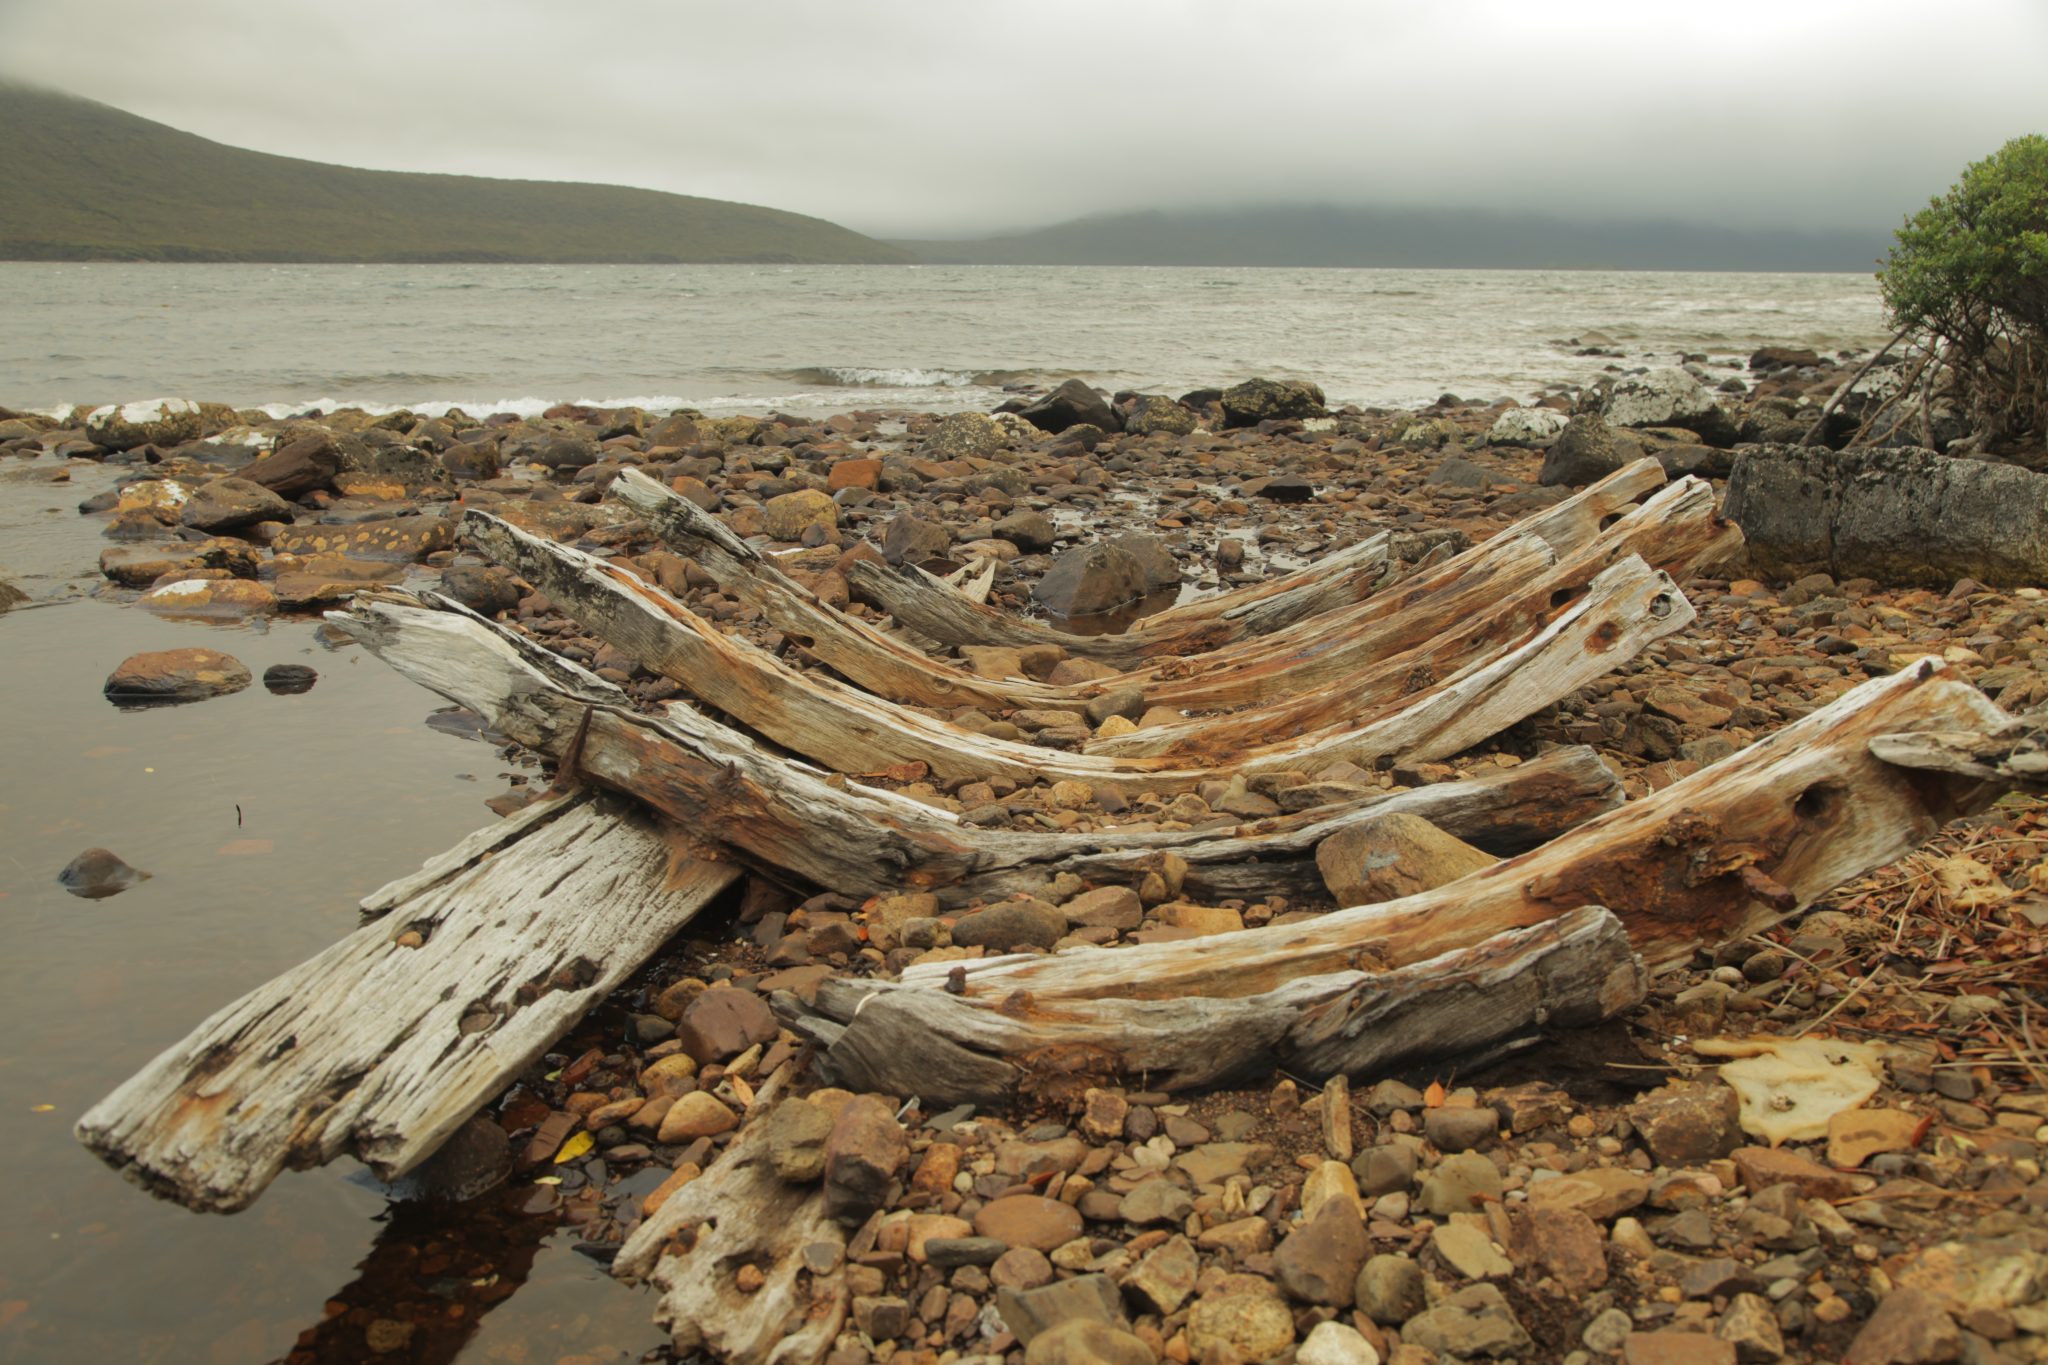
left=461, top=509, right=1695, bottom=794
left=776, top=659, right=2017, bottom=1103
left=75, top=792, right=739, bottom=1212
left=610, top=463, right=1732, bottom=723
left=330, top=590, right=1622, bottom=903
left=612, top=1064, right=848, bottom=1365
left=837, top=459, right=1673, bottom=666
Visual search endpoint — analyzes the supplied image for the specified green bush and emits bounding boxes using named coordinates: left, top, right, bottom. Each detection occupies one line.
left=1878, top=135, right=2048, bottom=448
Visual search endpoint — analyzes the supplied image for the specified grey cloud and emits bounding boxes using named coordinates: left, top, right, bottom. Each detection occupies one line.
left=2, top=0, right=2042, bottom=239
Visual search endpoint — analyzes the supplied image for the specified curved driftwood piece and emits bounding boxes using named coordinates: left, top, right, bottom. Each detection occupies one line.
left=613, top=1066, right=848, bottom=1365
left=1869, top=711, right=2048, bottom=791
left=899, top=658, right=2012, bottom=1006
left=75, top=793, right=740, bottom=1213
left=1091, top=479, right=1736, bottom=758
left=464, top=510, right=1693, bottom=794
left=839, top=460, right=1673, bottom=665
left=780, top=907, right=1647, bottom=1103
left=333, top=590, right=1621, bottom=901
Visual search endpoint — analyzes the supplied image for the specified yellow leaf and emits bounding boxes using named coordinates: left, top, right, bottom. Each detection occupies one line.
left=553, top=1131, right=595, bottom=1164
left=1423, top=1081, right=1446, bottom=1109
left=731, top=1073, right=756, bottom=1109
left=31, top=1104, right=55, bottom=1113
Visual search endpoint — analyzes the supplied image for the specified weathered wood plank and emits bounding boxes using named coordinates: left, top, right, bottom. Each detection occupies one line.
left=464, top=510, right=1693, bottom=792
left=75, top=793, right=740, bottom=1213
left=781, top=906, right=1646, bottom=1102
left=614, top=1066, right=847, bottom=1365
left=902, top=658, right=2011, bottom=1006
left=332, top=590, right=1622, bottom=902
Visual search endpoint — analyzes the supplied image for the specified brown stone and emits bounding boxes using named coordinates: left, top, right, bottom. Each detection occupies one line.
left=1274, top=1198, right=1370, bottom=1305
left=1844, top=1287, right=1962, bottom=1365
left=1630, top=1085, right=1743, bottom=1165
left=1624, top=1332, right=1738, bottom=1365
left=1316, top=811, right=1495, bottom=906
left=104, top=647, right=252, bottom=704
left=823, top=1094, right=907, bottom=1224
left=1732, top=1146, right=1874, bottom=1200
left=1514, top=1206, right=1609, bottom=1291
left=973, top=1195, right=1084, bottom=1252
left=1828, top=1108, right=1932, bottom=1168
left=674, top=986, right=779, bottom=1063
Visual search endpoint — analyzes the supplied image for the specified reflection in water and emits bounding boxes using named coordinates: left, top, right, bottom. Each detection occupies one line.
left=279, top=1184, right=552, bottom=1365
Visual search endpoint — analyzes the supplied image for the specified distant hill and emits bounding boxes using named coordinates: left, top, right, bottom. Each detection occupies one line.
left=0, top=83, right=908, bottom=264
left=896, top=204, right=1889, bottom=272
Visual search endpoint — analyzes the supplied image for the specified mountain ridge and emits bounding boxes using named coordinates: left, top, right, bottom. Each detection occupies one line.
left=892, top=203, right=1890, bottom=272
left=0, top=82, right=908, bottom=265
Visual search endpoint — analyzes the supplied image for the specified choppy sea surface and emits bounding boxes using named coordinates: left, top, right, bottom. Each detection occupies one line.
left=0, top=262, right=1888, bottom=418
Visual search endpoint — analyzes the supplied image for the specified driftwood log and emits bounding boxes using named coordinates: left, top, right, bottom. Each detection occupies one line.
left=462, top=509, right=1695, bottom=793
left=777, top=660, right=2015, bottom=1102
left=612, top=1065, right=848, bottom=1365
left=838, top=459, right=1673, bottom=666
left=331, top=590, right=1623, bottom=903
left=75, top=792, right=739, bottom=1212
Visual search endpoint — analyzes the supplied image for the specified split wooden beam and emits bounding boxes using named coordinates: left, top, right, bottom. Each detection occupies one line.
left=75, top=793, right=739, bottom=1213
left=778, top=660, right=2015, bottom=1102
left=839, top=459, right=1673, bottom=666
left=463, top=509, right=1695, bottom=794
left=329, top=590, right=1622, bottom=903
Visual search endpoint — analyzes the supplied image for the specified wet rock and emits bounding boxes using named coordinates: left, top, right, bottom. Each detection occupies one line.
left=1317, top=811, right=1496, bottom=908
left=1603, top=367, right=1737, bottom=445
left=1017, top=379, right=1118, bottom=435
left=1221, top=377, right=1328, bottom=426
left=379, top=1114, right=511, bottom=1202
left=951, top=899, right=1065, bottom=951
left=1403, top=1283, right=1534, bottom=1359
left=262, top=664, right=318, bottom=694
left=534, top=435, right=598, bottom=470
left=767, top=1098, right=834, bottom=1181
left=274, top=515, right=453, bottom=563
left=1751, top=346, right=1822, bottom=371
left=241, top=435, right=343, bottom=497
left=1488, top=406, right=1570, bottom=447
left=1031, top=541, right=1149, bottom=616
left=0, top=579, right=25, bottom=612
left=176, top=476, right=292, bottom=533
left=1024, top=1320, right=1153, bottom=1365
left=439, top=564, right=525, bottom=617
left=974, top=1194, right=1083, bottom=1252
left=56, top=847, right=152, bottom=899
left=104, top=647, right=253, bottom=705
left=1275, top=1197, right=1370, bottom=1305
left=674, top=985, right=779, bottom=1062
left=1357, top=1253, right=1426, bottom=1324
left=137, top=578, right=277, bottom=620
left=823, top=1094, right=907, bottom=1224
left=1630, top=1084, right=1743, bottom=1164
left=1187, top=1292, right=1296, bottom=1361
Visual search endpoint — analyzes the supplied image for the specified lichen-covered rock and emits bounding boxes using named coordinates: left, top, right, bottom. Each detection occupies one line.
left=1727, top=444, right=2048, bottom=587
left=1222, top=377, right=1327, bottom=427
left=1602, top=367, right=1737, bottom=445
left=103, top=647, right=253, bottom=705
left=178, top=477, right=292, bottom=533
left=1487, top=406, right=1570, bottom=447
left=762, top=489, right=838, bottom=541
left=86, top=398, right=206, bottom=451
left=922, top=411, right=1005, bottom=460
left=137, top=577, right=278, bottom=620
left=1123, top=394, right=1198, bottom=436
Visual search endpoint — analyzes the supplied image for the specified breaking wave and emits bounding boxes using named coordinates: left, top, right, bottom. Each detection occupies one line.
left=780, top=366, right=1045, bottom=389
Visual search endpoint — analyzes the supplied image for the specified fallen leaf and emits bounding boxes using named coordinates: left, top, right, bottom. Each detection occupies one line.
left=552, top=1131, right=594, bottom=1164
left=216, top=839, right=274, bottom=857
left=1423, top=1081, right=1446, bottom=1109
left=30, top=1103, right=55, bottom=1113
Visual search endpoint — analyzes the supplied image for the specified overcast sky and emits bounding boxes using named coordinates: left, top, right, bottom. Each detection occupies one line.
left=3, top=0, right=2042, bottom=239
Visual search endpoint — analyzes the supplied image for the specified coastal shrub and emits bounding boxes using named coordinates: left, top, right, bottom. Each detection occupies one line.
left=1877, top=134, right=2048, bottom=449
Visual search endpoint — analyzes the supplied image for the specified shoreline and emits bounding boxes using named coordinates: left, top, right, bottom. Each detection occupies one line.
left=7, top=353, right=2047, bottom=1365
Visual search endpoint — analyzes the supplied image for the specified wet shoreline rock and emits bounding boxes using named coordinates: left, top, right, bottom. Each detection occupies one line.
left=103, top=647, right=253, bottom=705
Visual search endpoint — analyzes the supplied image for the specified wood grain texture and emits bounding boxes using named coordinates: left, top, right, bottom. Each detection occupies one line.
left=76, top=793, right=739, bottom=1212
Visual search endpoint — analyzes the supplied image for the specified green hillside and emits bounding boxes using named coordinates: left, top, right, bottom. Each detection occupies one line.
left=0, top=83, right=908, bottom=264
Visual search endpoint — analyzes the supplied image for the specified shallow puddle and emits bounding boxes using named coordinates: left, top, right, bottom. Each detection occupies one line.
left=0, top=459, right=668, bottom=1362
